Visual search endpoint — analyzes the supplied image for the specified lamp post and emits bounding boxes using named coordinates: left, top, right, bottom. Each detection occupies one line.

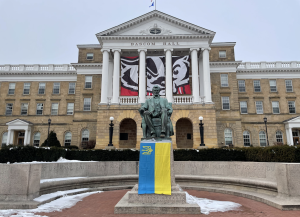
left=47, top=118, right=51, bottom=145
left=264, top=117, right=269, bottom=146
left=199, top=116, right=205, bottom=146
left=108, top=117, right=114, bottom=146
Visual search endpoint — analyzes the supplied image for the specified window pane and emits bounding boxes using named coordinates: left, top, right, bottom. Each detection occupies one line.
left=259, top=131, right=266, bottom=147
left=288, top=101, right=296, bottom=114
left=33, top=133, right=40, bottom=146
left=67, top=103, right=74, bottom=115
left=222, top=97, right=230, bottom=110
left=272, top=101, right=280, bottom=114
left=220, top=74, right=228, bottom=87
left=6, top=103, right=13, bottom=115
left=86, top=53, right=94, bottom=60
left=84, top=98, right=91, bottom=111
left=256, top=101, right=263, bottom=114
left=269, top=80, right=277, bottom=92
left=85, top=76, right=92, bottom=88
left=51, top=103, right=59, bottom=115
left=23, top=83, right=31, bottom=94
left=219, top=51, right=226, bottom=58
left=8, top=83, right=15, bottom=94
left=65, top=132, right=72, bottom=146
left=82, top=129, right=89, bottom=142
left=2, top=132, right=8, bottom=147
left=243, top=131, right=250, bottom=146
left=238, top=80, right=246, bottom=92
left=240, top=101, right=247, bottom=114
left=285, top=80, right=293, bottom=92
left=53, top=83, right=60, bottom=94
left=39, top=83, right=45, bottom=94
left=276, top=131, right=283, bottom=143
left=69, top=83, right=75, bottom=94
left=21, top=103, right=28, bottom=115
left=36, top=103, right=43, bottom=115
left=253, top=80, right=261, bottom=92
left=224, top=128, right=232, bottom=145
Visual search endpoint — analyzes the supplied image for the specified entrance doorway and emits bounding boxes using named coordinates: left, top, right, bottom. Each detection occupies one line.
left=292, top=131, right=299, bottom=145
left=176, top=118, right=193, bottom=148
left=16, top=131, right=25, bottom=146
left=119, top=118, right=137, bottom=148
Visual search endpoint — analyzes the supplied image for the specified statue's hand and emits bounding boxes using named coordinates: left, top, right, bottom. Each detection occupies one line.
left=144, top=111, right=152, bottom=115
left=167, top=111, right=172, bottom=115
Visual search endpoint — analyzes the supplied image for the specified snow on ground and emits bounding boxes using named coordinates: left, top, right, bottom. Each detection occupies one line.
left=0, top=191, right=102, bottom=217
left=34, top=188, right=90, bottom=202
left=11, top=157, right=96, bottom=164
left=40, top=177, right=87, bottom=184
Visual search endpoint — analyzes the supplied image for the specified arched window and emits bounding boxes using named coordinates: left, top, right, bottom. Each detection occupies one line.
left=224, top=128, right=233, bottom=146
left=82, top=129, right=89, bottom=145
left=1, top=132, right=7, bottom=147
left=33, top=132, right=40, bottom=147
left=64, top=132, right=72, bottom=146
left=259, top=131, right=267, bottom=147
left=243, top=131, right=251, bottom=146
left=276, top=131, right=283, bottom=143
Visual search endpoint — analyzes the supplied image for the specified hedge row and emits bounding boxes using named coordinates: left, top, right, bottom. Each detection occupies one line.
left=1, top=145, right=300, bottom=163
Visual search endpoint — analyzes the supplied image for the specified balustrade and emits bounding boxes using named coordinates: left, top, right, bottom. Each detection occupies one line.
left=0, top=64, right=76, bottom=72
left=119, top=96, right=139, bottom=104
left=173, top=96, right=193, bottom=104
left=238, top=61, right=300, bottom=69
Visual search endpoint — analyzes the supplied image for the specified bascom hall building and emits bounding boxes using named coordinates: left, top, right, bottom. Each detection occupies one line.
left=1, top=10, right=300, bottom=149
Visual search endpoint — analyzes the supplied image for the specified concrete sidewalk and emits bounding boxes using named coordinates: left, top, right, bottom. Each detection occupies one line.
left=35, top=190, right=300, bottom=217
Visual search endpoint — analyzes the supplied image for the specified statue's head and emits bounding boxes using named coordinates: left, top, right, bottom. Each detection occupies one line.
left=152, top=85, right=160, bottom=96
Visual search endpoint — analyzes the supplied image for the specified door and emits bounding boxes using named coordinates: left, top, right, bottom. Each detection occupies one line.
left=18, top=138, right=24, bottom=145
left=293, top=137, right=299, bottom=146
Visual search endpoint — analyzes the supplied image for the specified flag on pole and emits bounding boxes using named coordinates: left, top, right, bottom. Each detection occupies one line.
left=138, top=142, right=171, bottom=195
left=149, top=0, right=154, bottom=7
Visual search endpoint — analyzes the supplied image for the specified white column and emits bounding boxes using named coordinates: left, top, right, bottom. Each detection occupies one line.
left=202, top=47, right=212, bottom=103
left=138, top=49, right=147, bottom=103
left=108, top=59, right=113, bottom=98
left=286, top=127, right=293, bottom=146
left=111, top=49, right=121, bottom=104
left=26, top=128, right=31, bottom=145
left=6, top=129, right=11, bottom=145
left=24, top=129, right=28, bottom=145
left=164, top=49, right=173, bottom=103
left=100, top=49, right=110, bottom=104
left=190, top=48, right=200, bottom=103
left=198, top=51, right=204, bottom=99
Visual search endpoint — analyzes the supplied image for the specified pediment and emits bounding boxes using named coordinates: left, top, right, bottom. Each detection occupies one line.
left=96, top=10, right=215, bottom=37
left=284, top=116, right=300, bottom=123
left=6, top=119, right=33, bottom=126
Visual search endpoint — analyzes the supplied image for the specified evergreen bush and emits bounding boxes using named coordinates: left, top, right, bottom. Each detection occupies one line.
left=41, top=131, right=61, bottom=147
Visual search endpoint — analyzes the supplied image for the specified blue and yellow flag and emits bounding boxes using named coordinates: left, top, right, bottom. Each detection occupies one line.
left=138, top=142, right=171, bottom=195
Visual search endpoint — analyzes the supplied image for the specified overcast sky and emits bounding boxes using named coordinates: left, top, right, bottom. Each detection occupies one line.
left=0, top=0, right=299, bottom=64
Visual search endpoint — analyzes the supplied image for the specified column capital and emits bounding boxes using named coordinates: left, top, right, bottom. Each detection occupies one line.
left=190, top=48, right=200, bottom=53
left=201, top=47, right=211, bottom=52
left=164, top=48, right=173, bottom=54
left=101, top=48, right=110, bottom=53
left=111, top=49, right=122, bottom=53
left=138, top=49, right=147, bottom=53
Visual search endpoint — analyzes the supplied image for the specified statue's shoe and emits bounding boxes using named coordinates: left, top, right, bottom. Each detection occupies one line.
left=151, top=133, right=156, bottom=138
left=160, top=133, right=166, bottom=138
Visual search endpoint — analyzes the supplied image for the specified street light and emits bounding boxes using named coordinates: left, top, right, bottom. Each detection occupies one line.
left=199, top=116, right=205, bottom=146
left=47, top=118, right=51, bottom=146
left=108, top=117, right=114, bottom=146
left=264, top=117, right=269, bottom=146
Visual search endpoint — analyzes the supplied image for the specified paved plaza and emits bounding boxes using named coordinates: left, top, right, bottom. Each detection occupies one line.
left=33, top=190, right=300, bottom=217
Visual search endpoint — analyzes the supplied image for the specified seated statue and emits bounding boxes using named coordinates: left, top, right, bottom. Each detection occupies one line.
left=139, top=85, right=174, bottom=139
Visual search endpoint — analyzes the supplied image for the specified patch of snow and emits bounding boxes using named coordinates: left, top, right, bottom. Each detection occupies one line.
left=11, top=157, right=97, bottom=164
left=34, top=188, right=90, bottom=202
left=0, top=191, right=102, bottom=217
left=40, top=177, right=86, bottom=184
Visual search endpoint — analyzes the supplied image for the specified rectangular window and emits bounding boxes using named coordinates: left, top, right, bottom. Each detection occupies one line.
left=238, top=80, right=246, bottom=92
left=220, top=74, right=229, bottom=87
left=219, top=51, right=226, bottom=58
left=285, top=80, right=293, bottom=92
left=38, top=83, right=46, bottom=94
left=222, top=97, right=230, bottom=110
left=269, top=80, right=277, bottom=92
left=85, top=76, right=92, bottom=88
left=68, top=83, right=75, bottom=94
left=5, top=103, right=13, bottom=115
left=21, top=103, right=28, bottom=115
left=53, top=83, right=60, bottom=94
left=256, top=101, right=264, bottom=114
left=36, top=103, right=44, bottom=115
left=187, top=133, right=192, bottom=140
left=86, top=53, right=94, bottom=60
left=8, top=83, right=16, bottom=95
left=51, top=103, right=59, bottom=115
left=83, top=98, right=91, bottom=111
left=272, top=101, right=280, bottom=114
left=67, top=103, right=74, bottom=115
left=253, top=80, right=261, bottom=92
left=288, top=101, right=296, bottom=114
left=240, top=101, right=248, bottom=114
left=23, top=83, right=31, bottom=95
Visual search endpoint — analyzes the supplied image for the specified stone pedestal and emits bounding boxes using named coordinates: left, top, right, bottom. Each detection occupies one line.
left=114, top=141, right=201, bottom=214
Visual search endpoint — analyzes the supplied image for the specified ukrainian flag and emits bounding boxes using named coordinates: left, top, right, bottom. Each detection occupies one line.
left=138, top=142, right=171, bottom=195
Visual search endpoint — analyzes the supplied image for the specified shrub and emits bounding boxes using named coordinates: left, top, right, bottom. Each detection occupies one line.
left=41, top=131, right=61, bottom=147
left=64, top=145, right=79, bottom=150
left=80, top=140, right=96, bottom=149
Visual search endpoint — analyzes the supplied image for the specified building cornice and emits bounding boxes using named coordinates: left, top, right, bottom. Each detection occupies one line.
left=210, top=61, right=242, bottom=73
left=211, top=42, right=236, bottom=47
left=98, top=34, right=214, bottom=41
left=77, top=44, right=102, bottom=49
left=96, top=10, right=215, bottom=37
left=71, top=63, right=102, bottom=69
